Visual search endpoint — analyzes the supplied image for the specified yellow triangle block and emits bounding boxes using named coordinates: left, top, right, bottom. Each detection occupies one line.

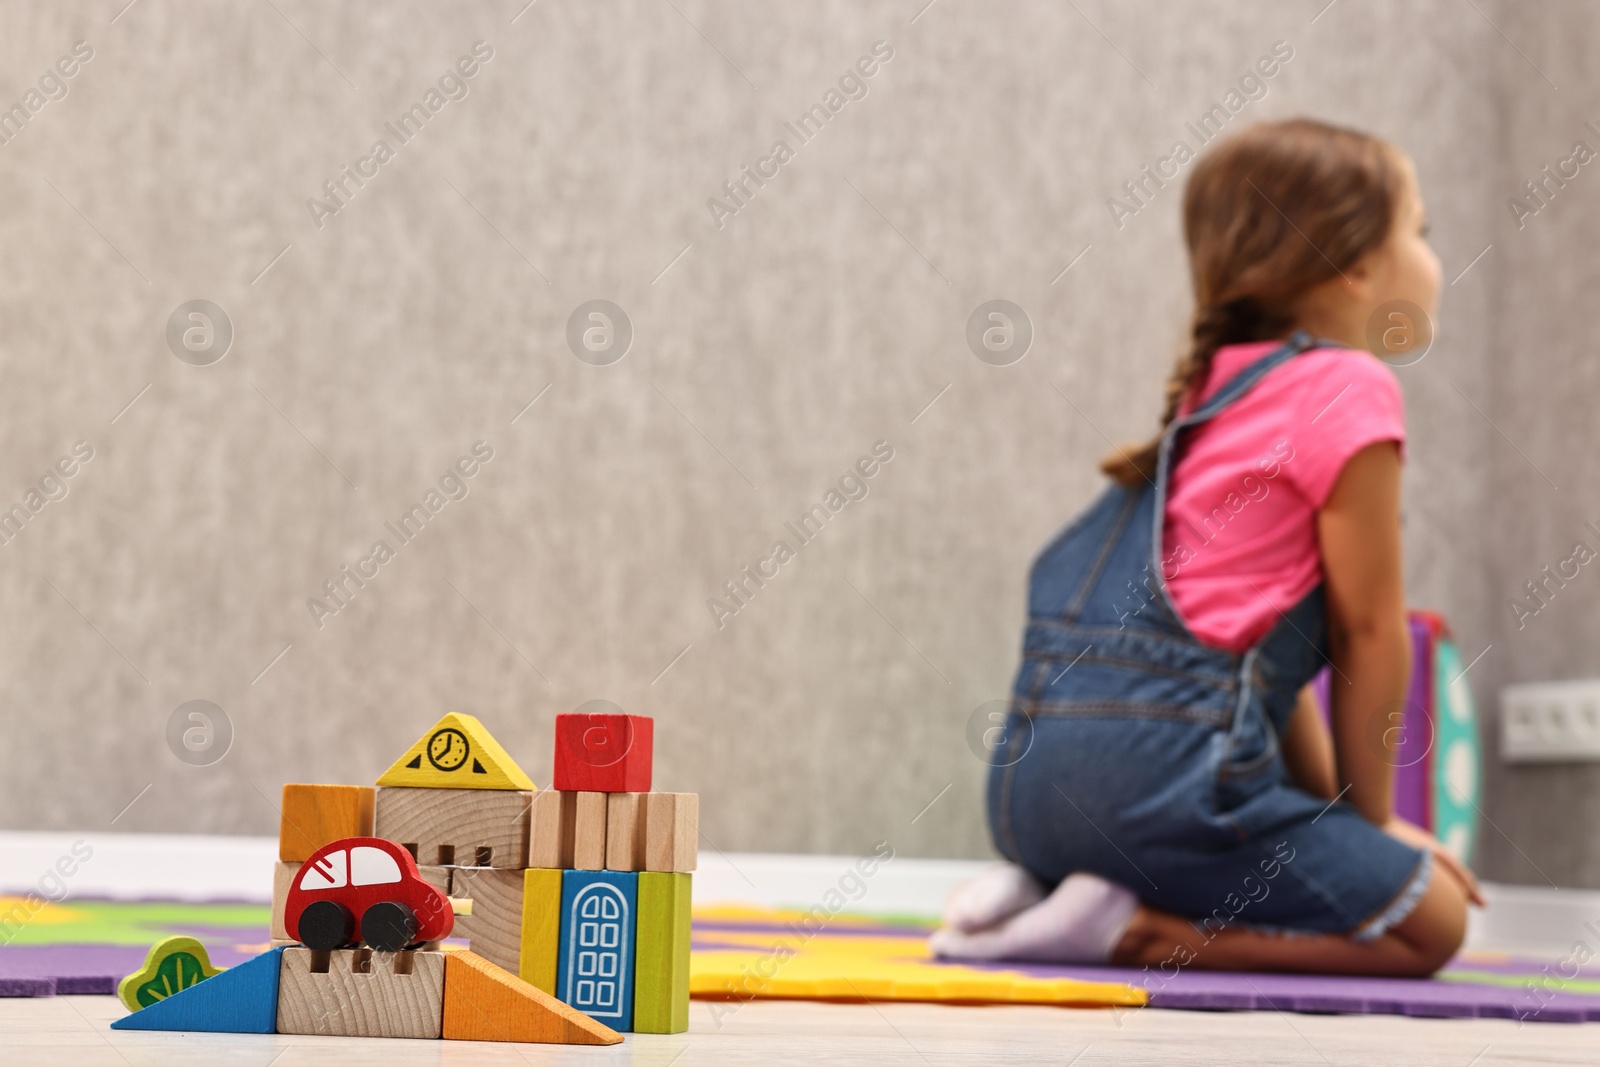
left=377, top=713, right=536, bottom=790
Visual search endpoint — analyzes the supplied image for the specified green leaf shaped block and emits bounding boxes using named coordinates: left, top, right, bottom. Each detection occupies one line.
left=117, top=935, right=224, bottom=1012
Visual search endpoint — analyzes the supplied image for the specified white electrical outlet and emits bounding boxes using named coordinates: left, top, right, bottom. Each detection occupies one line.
left=1501, top=679, right=1600, bottom=762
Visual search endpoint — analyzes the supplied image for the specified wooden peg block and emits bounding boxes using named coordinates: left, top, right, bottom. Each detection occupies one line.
left=573, top=792, right=608, bottom=871
left=280, top=785, right=375, bottom=863
left=527, top=789, right=576, bottom=869
left=644, top=792, right=699, bottom=872
left=276, top=947, right=444, bottom=1039
left=519, top=868, right=562, bottom=995
left=374, top=786, right=531, bottom=869
left=450, top=867, right=524, bottom=975
left=633, top=872, right=691, bottom=1033
left=605, top=793, right=647, bottom=871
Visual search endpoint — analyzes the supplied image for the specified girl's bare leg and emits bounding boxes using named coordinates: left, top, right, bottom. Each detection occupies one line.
left=1110, top=864, right=1468, bottom=977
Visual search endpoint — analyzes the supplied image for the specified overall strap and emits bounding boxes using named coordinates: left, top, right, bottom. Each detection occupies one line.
left=1181, top=330, right=1333, bottom=429
left=1144, top=330, right=1340, bottom=640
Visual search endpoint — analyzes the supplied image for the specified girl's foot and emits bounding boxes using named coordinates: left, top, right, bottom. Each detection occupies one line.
left=930, top=871, right=1139, bottom=963
left=940, top=863, right=1046, bottom=933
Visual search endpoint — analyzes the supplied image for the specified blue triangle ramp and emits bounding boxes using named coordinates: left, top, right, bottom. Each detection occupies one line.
left=112, top=947, right=284, bottom=1033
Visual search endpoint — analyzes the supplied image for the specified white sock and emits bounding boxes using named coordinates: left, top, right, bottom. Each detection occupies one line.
left=930, top=871, right=1139, bottom=964
left=941, top=863, right=1047, bottom=933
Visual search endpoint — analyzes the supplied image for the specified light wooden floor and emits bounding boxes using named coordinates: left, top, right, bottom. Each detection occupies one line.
left=5, top=993, right=1590, bottom=1067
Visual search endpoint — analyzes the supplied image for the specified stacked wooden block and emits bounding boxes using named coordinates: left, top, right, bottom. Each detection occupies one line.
left=265, top=710, right=694, bottom=1038
left=510, top=710, right=697, bottom=1034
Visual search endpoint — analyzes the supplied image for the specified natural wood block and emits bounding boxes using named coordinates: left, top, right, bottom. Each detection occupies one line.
left=442, top=949, right=621, bottom=1045
left=644, top=792, right=699, bottom=872
left=377, top=712, right=536, bottom=791
left=527, top=789, right=576, bottom=869
left=519, top=868, right=562, bottom=995
left=271, top=860, right=301, bottom=940
left=450, top=867, right=523, bottom=975
left=279, top=784, right=374, bottom=862
left=276, top=947, right=444, bottom=1039
left=573, top=792, right=608, bottom=871
left=416, top=864, right=450, bottom=897
left=374, top=786, right=531, bottom=869
left=633, top=872, right=691, bottom=1033
left=605, top=793, right=647, bottom=872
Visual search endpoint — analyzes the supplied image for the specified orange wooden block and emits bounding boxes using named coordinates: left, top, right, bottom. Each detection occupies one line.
left=279, top=784, right=374, bottom=863
left=442, top=949, right=621, bottom=1045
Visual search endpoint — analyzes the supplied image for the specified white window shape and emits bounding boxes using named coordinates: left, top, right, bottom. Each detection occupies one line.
left=300, top=850, right=348, bottom=891
left=350, top=846, right=403, bottom=887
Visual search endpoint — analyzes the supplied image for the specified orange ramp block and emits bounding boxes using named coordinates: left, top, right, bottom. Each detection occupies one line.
left=442, top=949, right=622, bottom=1045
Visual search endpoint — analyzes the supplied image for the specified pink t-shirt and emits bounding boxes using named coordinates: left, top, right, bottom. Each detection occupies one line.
left=1161, top=341, right=1405, bottom=652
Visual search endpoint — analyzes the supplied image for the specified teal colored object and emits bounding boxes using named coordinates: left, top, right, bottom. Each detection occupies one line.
left=111, top=946, right=283, bottom=1034
left=1431, top=633, right=1482, bottom=866
left=1311, top=610, right=1481, bottom=864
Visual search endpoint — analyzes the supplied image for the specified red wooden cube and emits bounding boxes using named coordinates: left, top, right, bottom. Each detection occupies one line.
left=553, top=712, right=653, bottom=792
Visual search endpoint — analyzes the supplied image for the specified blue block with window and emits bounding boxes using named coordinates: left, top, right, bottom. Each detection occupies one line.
left=557, top=869, right=638, bottom=1031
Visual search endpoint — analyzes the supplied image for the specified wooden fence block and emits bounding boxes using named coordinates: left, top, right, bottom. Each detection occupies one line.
left=527, top=789, right=577, bottom=869
left=519, top=868, right=562, bottom=995
left=374, top=786, right=531, bottom=869
left=605, top=793, right=647, bottom=872
left=280, top=784, right=375, bottom=862
left=450, top=867, right=524, bottom=975
left=276, top=947, right=444, bottom=1039
left=633, top=871, right=691, bottom=1034
left=644, top=792, right=699, bottom=872
left=573, top=792, right=608, bottom=871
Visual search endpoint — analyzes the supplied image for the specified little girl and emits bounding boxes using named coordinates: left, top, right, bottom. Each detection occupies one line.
left=935, top=118, right=1482, bottom=976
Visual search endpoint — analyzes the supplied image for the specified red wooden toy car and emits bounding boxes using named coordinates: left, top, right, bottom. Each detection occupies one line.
left=285, top=836, right=453, bottom=951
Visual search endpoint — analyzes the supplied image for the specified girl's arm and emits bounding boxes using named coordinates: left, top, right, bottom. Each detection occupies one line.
left=1281, top=684, right=1338, bottom=801
left=1318, top=440, right=1486, bottom=906
left=1316, top=440, right=1409, bottom=827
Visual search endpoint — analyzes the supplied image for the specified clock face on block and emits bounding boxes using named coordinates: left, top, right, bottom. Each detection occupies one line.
left=375, top=712, right=537, bottom=790
left=427, top=727, right=470, bottom=772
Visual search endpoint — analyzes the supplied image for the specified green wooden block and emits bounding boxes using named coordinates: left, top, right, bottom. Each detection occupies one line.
left=633, top=871, right=691, bottom=1034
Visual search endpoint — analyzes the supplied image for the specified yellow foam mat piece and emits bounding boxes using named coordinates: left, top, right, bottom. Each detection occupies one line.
left=688, top=905, right=1145, bottom=1008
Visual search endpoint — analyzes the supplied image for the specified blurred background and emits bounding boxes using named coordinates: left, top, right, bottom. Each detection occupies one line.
left=0, top=0, right=1592, bottom=887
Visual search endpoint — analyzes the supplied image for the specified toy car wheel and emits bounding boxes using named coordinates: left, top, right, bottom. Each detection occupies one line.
left=362, top=901, right=419, bottom=952
left=298, top=899, right=354, bottom=951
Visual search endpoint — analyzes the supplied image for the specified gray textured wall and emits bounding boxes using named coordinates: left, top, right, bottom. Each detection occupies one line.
left=1477, top=3, right=1600, bottom=888
left=0, top=1, right=1563, bottom=881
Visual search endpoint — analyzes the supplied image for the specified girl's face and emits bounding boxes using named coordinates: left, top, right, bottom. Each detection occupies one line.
left=1363, top=155, right=1441, bottom=319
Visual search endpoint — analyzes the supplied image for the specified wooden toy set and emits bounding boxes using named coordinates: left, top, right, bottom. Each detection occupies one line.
left=111, top=710, right=696, bottom=1045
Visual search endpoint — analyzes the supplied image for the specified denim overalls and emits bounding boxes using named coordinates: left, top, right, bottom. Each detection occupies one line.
left=987, top=333, right=1431, bottom=940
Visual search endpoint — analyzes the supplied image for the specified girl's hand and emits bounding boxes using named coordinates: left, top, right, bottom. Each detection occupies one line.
left=1384, top=816, right=1486, bottom=907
